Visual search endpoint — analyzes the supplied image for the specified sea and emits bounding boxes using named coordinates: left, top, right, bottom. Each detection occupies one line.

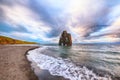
left=27, top=44, right=120, bottom=80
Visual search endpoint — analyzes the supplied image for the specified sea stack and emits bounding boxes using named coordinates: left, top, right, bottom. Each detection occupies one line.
left=59, top=31, right=72, bottom=46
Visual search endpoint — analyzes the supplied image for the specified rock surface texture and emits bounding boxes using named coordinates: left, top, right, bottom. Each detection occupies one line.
left=59, top=31, right=72, bottom=46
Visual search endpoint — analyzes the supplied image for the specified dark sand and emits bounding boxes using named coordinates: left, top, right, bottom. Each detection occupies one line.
left=1, top=45, right=119, bottom=80
left=0, top=45, right=68, bottom=80
left=0, top=45, right=39, bottom=80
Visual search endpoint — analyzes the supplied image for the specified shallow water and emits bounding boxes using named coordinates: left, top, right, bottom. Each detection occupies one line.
left=27, top=44, right=120, bottom=80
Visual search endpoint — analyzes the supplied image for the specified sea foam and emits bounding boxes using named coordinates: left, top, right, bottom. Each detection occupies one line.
left=27, top=47, right=112, bottom=80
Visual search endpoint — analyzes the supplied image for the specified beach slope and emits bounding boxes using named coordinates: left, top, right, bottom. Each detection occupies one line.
left=0, top=45, right=38, bottom=80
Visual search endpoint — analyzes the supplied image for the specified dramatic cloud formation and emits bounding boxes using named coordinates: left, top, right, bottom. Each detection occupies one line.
left=0, top=0, right=120, bottom=43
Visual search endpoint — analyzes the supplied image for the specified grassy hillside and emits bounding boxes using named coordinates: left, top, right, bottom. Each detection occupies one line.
left=0, top=36, right=37, bottom=44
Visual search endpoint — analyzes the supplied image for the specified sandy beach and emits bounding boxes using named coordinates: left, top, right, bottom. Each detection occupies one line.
left=0, top=45, right=39, bottom=80
left=1, top=45, right=120, bottom=80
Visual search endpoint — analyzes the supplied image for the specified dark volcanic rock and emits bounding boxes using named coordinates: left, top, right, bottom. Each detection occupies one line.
left=59, top=31, right=72, bottom=46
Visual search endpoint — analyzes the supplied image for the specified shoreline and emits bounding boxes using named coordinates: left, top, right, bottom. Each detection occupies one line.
left=1, top=45, right=120, bottom=80
left=27, top=46, right=120, bottom=80
left=0, top=45, right=39, bottom=80
left=26, top=46, right=68, bottom=80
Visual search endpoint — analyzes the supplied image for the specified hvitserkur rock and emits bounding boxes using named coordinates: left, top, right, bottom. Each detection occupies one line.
left=59, top=31, right=72, bottom=46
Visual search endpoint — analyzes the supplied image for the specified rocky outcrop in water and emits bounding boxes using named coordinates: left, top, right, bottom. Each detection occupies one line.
left=59, top=31, right=72, bottom=46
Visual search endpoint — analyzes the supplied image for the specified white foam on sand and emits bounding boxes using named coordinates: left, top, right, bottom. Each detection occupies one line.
left=27, top=47, right=112, bottom=80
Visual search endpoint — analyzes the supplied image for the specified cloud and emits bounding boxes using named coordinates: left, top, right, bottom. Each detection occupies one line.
left=90, top=5, right=120, bottom=36
left=86, top=4, right=120, bottom=43
left=64, top=0, right=108, bottom=36
left=0, top=0, right=120, bottom=43
left=83, top=37, right=120, bottom=43
left=0, top=2, right=52, bottom=41
left=30, top=0, right=109, bottom=38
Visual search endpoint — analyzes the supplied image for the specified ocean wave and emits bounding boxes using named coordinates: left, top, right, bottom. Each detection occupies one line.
left=27, top=47, right=112, bottom=80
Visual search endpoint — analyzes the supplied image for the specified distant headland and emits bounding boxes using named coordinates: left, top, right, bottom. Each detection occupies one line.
left=0, top=36, right=37, bottom=44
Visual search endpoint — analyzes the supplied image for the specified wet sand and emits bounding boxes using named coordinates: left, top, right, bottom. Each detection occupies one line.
left=1, top=45, right=119, bottom=80
left=0, top=45, right=68, bottom=80
left=0, top=45, right=39, bottom=80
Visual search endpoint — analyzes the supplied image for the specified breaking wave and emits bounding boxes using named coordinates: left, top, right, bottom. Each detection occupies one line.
left=27, top=47, right=112, bottom=80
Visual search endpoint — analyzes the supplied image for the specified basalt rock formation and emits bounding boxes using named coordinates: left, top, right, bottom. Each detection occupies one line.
left=59, top=31, right=72, bottom=46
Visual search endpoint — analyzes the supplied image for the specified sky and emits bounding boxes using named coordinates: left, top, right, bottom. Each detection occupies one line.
left=0, top=0, right=120, bottom=43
